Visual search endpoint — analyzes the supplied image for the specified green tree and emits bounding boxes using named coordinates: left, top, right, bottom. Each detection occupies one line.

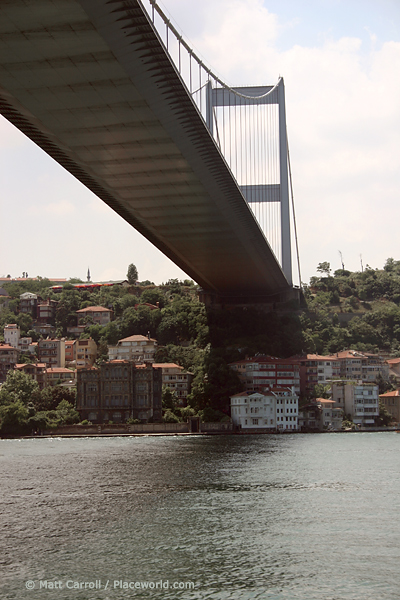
left=311, top=383, right=331, bottom=399
left=376, top=401, right=393, bottom=426
left=0, top=370, right=40, bottom=406
left=162, top=409, right=181, bottom=423
left=127, top=264, right=138, bottom=285
left=162, top=386, right=179, bottom=411
left=317, top=262, right=331, bottom=277
left=140, top=287, right=166, bottom=308
left=0, top=400, right=29, bottom=434
left=34, top=386, right=76, bottom=412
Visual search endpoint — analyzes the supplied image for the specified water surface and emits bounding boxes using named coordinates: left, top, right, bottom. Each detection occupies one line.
left=1, top=433, right=399, bottom=599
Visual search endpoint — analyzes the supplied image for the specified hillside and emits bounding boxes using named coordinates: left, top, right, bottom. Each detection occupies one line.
left=1, top=259, right=400, bottom=414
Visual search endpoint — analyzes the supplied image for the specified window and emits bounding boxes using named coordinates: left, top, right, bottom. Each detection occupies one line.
left=252, top=419, right=259, bottom=425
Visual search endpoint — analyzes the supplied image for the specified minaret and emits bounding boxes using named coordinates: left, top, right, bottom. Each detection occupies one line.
left=87, top=267, right=91, bottom=282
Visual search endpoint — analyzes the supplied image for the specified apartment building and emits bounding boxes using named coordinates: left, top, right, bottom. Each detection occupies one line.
left=76, top=306, right=113, bottom=326
left=229, top=356, right=300, bottom=395
left=292, top=351, right=389, bottom=397
left=4, top=324, right=20, bottom=348
left=77, top=361, right=162, bottom=424
left=65, top=340, right=75, bottom=365
left=0, top=344, right=19, bottom=383
left=36, top=299, right=58, bottom=324
left=331, top=381, right=379, bottom=427
left=20, top=292, right=38, bottom=317
left=46, top=367, right=76, bottom=386
left=152, top=363, right=192, bottom=404
left=230, top=386, right=298, bottom=431
left=336, top=350, right=389, bottom=382
left=37, top=338, right=66, bottom=368
left=295, top=354, right=341, bottom=396
left=108, top=334, right=157, bottom=363
left=18, top=336, right=36, bottom=355
left=298, top=398, right=342, bottom=431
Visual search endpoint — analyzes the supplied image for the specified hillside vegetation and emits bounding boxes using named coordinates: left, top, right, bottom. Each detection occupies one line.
left=1, top=259, right=400, bottom=416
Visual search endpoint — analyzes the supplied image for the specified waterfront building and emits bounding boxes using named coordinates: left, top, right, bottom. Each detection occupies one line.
left=152, top=363, right=192, bottom=404
left=298, top=399, right=342, bottom=432
left=108, top=334, right=157, bottom=363
left=76, top=305, right=113, bottom=326
left=76, top=361, right=162, bottom=424
left=298, top=403, right=322, bottom=432
left=230, top=386, right=298, bottom=431
left=331, top=381, right=379, bottom=427
left=37, top=338, right=66, bottom=368
left=314, top=398, right=342, bottom=430
left=379, top=390, right=400, bottom=424
left=229, top=356, right=300, bottom=395
left=0, top=344, right=20, bottom=383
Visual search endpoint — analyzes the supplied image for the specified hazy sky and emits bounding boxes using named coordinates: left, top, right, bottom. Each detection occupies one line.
left=1, top=0, right=399, bottom=284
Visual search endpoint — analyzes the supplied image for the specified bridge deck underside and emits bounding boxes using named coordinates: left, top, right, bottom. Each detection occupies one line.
left=0, top=0, right=289, bottom=296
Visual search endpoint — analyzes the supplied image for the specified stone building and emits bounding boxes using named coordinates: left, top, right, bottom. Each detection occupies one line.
left=76, top=360, right=162, bottom=424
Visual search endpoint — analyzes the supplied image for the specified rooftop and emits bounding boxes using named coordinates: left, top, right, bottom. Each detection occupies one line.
left=76, top=306, right=112, bottom=313
left=118, top=335, right=157, bottom=343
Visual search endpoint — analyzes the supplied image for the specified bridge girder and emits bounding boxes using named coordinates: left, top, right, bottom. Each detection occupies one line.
left=0, top=0, right=290, bottom=296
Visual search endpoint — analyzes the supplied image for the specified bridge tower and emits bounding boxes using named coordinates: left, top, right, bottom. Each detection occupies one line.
left=205, top=78, right=292, bottom=285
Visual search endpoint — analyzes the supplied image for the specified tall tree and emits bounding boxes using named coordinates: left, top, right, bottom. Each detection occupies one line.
left=127, top=264, right=138, bottom=284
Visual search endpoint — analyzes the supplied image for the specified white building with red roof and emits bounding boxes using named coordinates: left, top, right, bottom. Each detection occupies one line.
left=108, top=334, right=157, bottom=363
left=230, top=385, right=298, bottom=431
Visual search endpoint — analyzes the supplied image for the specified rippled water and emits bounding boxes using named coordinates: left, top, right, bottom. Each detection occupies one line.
left=1, top=433, right=400, bottom=599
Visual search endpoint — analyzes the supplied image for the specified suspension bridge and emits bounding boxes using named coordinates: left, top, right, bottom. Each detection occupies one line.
left=0, top=0, right=300, bottom=305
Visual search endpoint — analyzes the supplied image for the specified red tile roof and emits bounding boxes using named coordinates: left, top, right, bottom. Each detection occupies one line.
left=76, top=306, right=111, bottom=313
left=118, top=335, right=156, bottom=342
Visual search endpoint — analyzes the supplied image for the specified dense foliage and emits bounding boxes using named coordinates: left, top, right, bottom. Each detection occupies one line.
left=0, top=370, right=78, bottom=435
left=1, top=259, right=400, bottom=429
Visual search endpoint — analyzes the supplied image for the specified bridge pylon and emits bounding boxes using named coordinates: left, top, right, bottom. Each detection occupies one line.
left=205, top=78, right=292, bottom=286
